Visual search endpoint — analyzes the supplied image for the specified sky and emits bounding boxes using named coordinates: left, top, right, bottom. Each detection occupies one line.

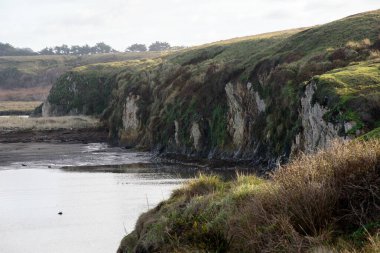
left=0, top=0, right=379, bottom=52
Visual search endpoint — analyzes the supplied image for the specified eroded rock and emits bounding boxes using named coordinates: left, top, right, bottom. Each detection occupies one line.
left=225, top=82, right=266, bottom=148
left=293, top=82, right=344, bottom=155
left=120, top=94, right=141, bottom=144
left=190, top=122, right=202, bottom=151
left=123, top=94, right=141, bottom=131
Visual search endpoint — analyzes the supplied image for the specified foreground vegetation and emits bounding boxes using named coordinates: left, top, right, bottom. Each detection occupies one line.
left=119, top=140, right=380, bottom=252
left=0, top=116, right=100, bottom=131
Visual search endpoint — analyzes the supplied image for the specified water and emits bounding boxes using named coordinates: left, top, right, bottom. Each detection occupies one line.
left=0, top=143, right=191, bottom=253
left=0, top=115, right=29, bottom=118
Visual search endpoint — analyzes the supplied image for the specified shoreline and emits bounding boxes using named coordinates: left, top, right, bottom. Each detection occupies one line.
left=0, top=128, right=109, bottom=144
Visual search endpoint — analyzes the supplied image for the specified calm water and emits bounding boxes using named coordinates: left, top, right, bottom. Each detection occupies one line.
left=0, top=143, right=191, bottom=253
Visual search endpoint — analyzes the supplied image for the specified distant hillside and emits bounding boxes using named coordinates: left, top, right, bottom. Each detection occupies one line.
left=0, top=51, right=163, bottom=101
left=44, top=9, right=380, bottom=165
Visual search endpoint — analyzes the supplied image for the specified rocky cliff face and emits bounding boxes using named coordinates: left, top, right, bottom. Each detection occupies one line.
left=291, top=82, right=344, bottom=155
left=120, top=94, right=141, bottom=146
left=113, top=74, right=363, bottom=165
left=225, top=82, right=266, bottom=157
left=112, top=73, right=367, bottom=165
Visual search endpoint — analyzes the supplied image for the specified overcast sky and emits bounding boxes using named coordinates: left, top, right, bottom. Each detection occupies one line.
left=0, top=0, right=379, bottom=51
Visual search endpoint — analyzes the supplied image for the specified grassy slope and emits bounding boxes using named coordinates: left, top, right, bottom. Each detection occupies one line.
left=0, top=51, right=162, bottom=101
left=314, top=59, right=380, bottom=134
left=119, top=140, right=380, bottom=253
left=0, top=52, right=162, bottom=73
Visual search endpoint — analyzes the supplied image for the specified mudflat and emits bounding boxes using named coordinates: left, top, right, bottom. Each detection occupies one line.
left=0, top=142, right=97, bottom=166
left=0, top=128, right=108, bottom=144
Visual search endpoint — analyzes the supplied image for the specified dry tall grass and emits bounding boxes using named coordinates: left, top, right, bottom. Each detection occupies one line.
left=0, top=116, right=100, bottom=131
left=121, top=140, right=380, bottom=253
left=229, top=140, right=380, bottom=252
left=0, top=101, right=42, bottom=112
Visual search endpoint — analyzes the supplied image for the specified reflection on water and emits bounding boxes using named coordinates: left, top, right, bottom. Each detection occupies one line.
left=0, top=143, right=189, bottom=253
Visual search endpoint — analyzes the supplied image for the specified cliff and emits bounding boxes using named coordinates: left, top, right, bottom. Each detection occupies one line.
left=44, top=10, right=380, bottom=166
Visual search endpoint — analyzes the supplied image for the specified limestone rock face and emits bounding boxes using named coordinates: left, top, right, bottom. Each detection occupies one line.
left=123, top=94, right=141, bottom=131
left=293, top=82, right=344, bottom=155
left=190, top=122, right=202, bottom=151
left=225, top=82, right=266, bottom=149
left=121, top=94, right=141, bottom=144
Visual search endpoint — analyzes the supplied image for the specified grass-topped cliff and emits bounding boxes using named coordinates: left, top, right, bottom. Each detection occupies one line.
left=45, top=9, right=380, bottom=163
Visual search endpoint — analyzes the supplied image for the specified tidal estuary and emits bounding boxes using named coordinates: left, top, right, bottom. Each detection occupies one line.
left=0, top=143, right=190, bottom=253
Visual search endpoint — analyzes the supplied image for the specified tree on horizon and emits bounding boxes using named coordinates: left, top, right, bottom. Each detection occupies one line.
left=126, top=43, right=147, bottom=52
left=149, top=41, right=171, bottom=51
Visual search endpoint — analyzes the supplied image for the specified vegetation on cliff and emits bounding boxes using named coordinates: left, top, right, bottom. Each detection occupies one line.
left=43, top=10, right=380, bottom=163
left=101, top=10, right=380, bottom=160
left=118, top=140, right=380, bottom=253
left=313, top=58, right=380, bottom=136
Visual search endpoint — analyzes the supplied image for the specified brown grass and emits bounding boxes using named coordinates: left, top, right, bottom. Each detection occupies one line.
left=0, top=101, right=42, bottom=112
left=0, top=116, right=100, bottom=131
left=122, top=140, right=380, bottom=252
left=229, top=140, right=380, bottom=252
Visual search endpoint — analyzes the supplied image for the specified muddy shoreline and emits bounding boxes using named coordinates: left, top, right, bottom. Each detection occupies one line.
left=0, top=127, right=264, bottom=173
left=0, top=110, right=32, bottom=116
left=0, top=128, right=109, bottom=144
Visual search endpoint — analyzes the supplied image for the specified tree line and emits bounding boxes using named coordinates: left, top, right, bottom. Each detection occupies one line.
left=126, top=41, right=186, bottom=52
left=0, top=41, right=185, bottom=56
left=39, top=42, right=116, bottom=55
left=0, top=42, right=35, bottom=56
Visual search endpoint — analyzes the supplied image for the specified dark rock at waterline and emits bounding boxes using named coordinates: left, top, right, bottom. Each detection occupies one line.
left=58, top=212, right=63, bottom=215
